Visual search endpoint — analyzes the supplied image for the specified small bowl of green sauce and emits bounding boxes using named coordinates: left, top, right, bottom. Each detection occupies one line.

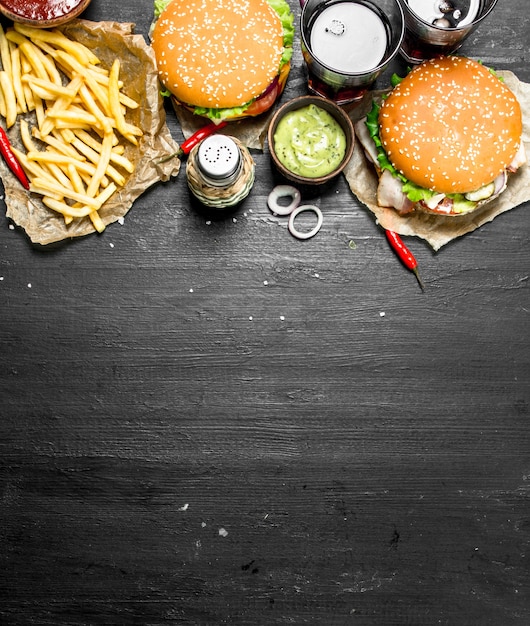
left=268, top=95, right=355, bottom=186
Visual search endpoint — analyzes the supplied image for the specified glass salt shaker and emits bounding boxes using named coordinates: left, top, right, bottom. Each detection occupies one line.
left=186, top=134, right=255, bottom=209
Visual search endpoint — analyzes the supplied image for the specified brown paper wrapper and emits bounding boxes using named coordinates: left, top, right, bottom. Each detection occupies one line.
left=343, top=70, right=530, bottom=251
left=1, top=19, right=181, bottom=246
left=174, top=98, right=280, bottom=151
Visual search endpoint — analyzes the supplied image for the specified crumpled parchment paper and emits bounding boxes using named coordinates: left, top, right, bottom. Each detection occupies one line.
left=343, top=70, right=530, bottom=251
left=2, top=19, right=181, bottom=245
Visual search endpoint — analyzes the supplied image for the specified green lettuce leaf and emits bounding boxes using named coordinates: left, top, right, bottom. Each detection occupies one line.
left=268, top=0, right=295, bottom=64
left=153, top=0, right=171, bottom=19
left=401, top=180, right=436, bottom=203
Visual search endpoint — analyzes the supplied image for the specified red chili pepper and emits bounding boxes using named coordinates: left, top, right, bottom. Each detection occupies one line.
left=385, top=229, right=425, bottom=291
left=0, top=127, right=29, bottom=190
left=179, top=120, right=228, bottom=156
left=156, top=120, right=228, bottom=163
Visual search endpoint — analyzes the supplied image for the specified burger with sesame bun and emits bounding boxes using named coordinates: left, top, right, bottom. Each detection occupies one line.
left=355, top=56, right=526, bottom=216
left=151, top=0, right=294, bottom=123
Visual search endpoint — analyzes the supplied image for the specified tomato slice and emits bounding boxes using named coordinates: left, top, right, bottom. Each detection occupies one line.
left=244, top=83, right=280, bottom=117
left=242, top=62, right=291, bottom=118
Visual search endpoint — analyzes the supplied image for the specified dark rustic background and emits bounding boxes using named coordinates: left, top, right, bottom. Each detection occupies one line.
left=1, top=0, right=529, bottom=624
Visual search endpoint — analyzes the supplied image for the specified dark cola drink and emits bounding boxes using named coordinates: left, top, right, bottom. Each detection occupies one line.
left=399, top=35, right=464, bottom=64
left=399, top=0, right=498, bottom=64
left=300, top=0, right=404, bottom=104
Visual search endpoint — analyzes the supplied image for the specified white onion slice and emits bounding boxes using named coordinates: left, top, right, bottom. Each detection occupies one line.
left=288, top=205, right=323, bottom=240
left=267, top=185, right=301, bottom=216
left=493, top=171, right=508, bottom=196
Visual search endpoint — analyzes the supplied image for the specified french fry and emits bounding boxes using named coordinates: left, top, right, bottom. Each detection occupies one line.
left=26, top=150, right=85, bottom=166
left=68, top=137, right=125, bottom=187
left=73, top=128, right=134, bottom=173
left=33, top=95, right=46, bottom=129
left=67, top=162, right=86, bottom=194
left=108, top=59, right=142, bottom=145
left=0, top=24, right=12, bottom=76
left=19, top=54, right=35, bottom=112
left=54, top=51, right=113, bottom=115
left=31, top=177, right=104, bottom=208
left=13, top=24, right=101, bottom=67
left=85, top=131, right=114, bottom=197
left=42, top=196, right=98, bottom=219
left=33, top=128, right=86, bottom=160
left=0, top=70, right=17, bottom=127
left=73, top=128, right=119, bottom=151
left=6, top=32, right=50, bottom=82
left=19, top=118, right=38, bottom=152
left=68, top=158, right=105, bottom=233
left=35, top=44, right=62, bottom=85
left=78, top=83, right=113, bottom=134
left=0, top=86, right=6, bottom=119
left=24, top=37, right=58, bottom=61
left=12, top=146, right=58, bottom=184
left=10, top=47, right=27, bottom=114
left=46, top=106, right=108, bottom=129
left=57, top=127, right=76, bottom=143
left=22, top=74, right=81, bottom=100
left=50, top=120, right=94, bottom=132
left=45, top=161, right=76, bottom=191
left=38, top=74, right=84, bottom=136
left=88, top=210, right=106, bottom=233
left=26, top=149, right=111, bottom=185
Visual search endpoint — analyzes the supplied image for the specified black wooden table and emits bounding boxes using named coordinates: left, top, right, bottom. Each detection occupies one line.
left=1, top=1, right=529, bottom=624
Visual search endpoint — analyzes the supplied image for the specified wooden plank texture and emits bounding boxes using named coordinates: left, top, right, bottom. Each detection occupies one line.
left=1, top=1, right=529, bottom=624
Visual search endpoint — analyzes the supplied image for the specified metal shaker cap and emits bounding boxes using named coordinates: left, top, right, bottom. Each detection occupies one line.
left=197, top=135, right=242, bottom=186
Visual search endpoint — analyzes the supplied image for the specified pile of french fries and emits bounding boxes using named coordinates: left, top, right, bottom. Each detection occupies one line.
left=0, top=22, right=143, bottom=232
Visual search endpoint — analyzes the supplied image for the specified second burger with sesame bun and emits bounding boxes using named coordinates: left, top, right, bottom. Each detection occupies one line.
left=151, top=0, right=294, bottom=123
left=355, top=56, right=527, bottom=216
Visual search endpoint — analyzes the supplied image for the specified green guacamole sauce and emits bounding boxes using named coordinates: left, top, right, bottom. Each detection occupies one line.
left=273, top=104, right=347, bottom=178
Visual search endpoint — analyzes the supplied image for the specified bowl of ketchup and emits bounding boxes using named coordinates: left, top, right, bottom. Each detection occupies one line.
left=0, top=0, right=91, bottom=27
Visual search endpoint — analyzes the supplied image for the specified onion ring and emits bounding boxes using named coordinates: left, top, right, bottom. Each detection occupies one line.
left=267, top=185, right=301, bottom=216
left=288, top=205, right=323, bottom=240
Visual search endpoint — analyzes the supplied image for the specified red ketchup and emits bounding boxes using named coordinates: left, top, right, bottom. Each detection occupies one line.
left=0, top=0, right=86, bottom=21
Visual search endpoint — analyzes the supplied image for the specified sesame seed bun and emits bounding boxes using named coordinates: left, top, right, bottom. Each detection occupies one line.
left=151, top=0, right=285, bottom=115
left=379, top=56, right=523, bottom=195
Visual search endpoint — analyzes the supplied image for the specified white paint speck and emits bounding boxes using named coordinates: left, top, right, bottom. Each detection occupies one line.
left=232, top=217, right=237, bottom=223
left=263, top=280, right=268, bottom=286
left=0, top=276, right=3, bottom=281
left=379, top=311, right=386, bottom=317
left=206, top=220, right=211, bottom=225
left=9, top=224, right=14, bottom=230
left=218, top=527, right=228, bottom=537
left=280, top=315, right=285, bottom=321
left=27, top=283, right=32, bottom=288
left=118, top=217, right=125, bottom=225
left=109, top=242, right=114, bottom=248
left=178, top=503, right=189, bottom=511
left=201, top=521, right=207, bottom=528
left=314, top=273, right=320, bottom=278
left=249, top=316, right=253, bottom=321
left=189, top=288, right=194, bottom=293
